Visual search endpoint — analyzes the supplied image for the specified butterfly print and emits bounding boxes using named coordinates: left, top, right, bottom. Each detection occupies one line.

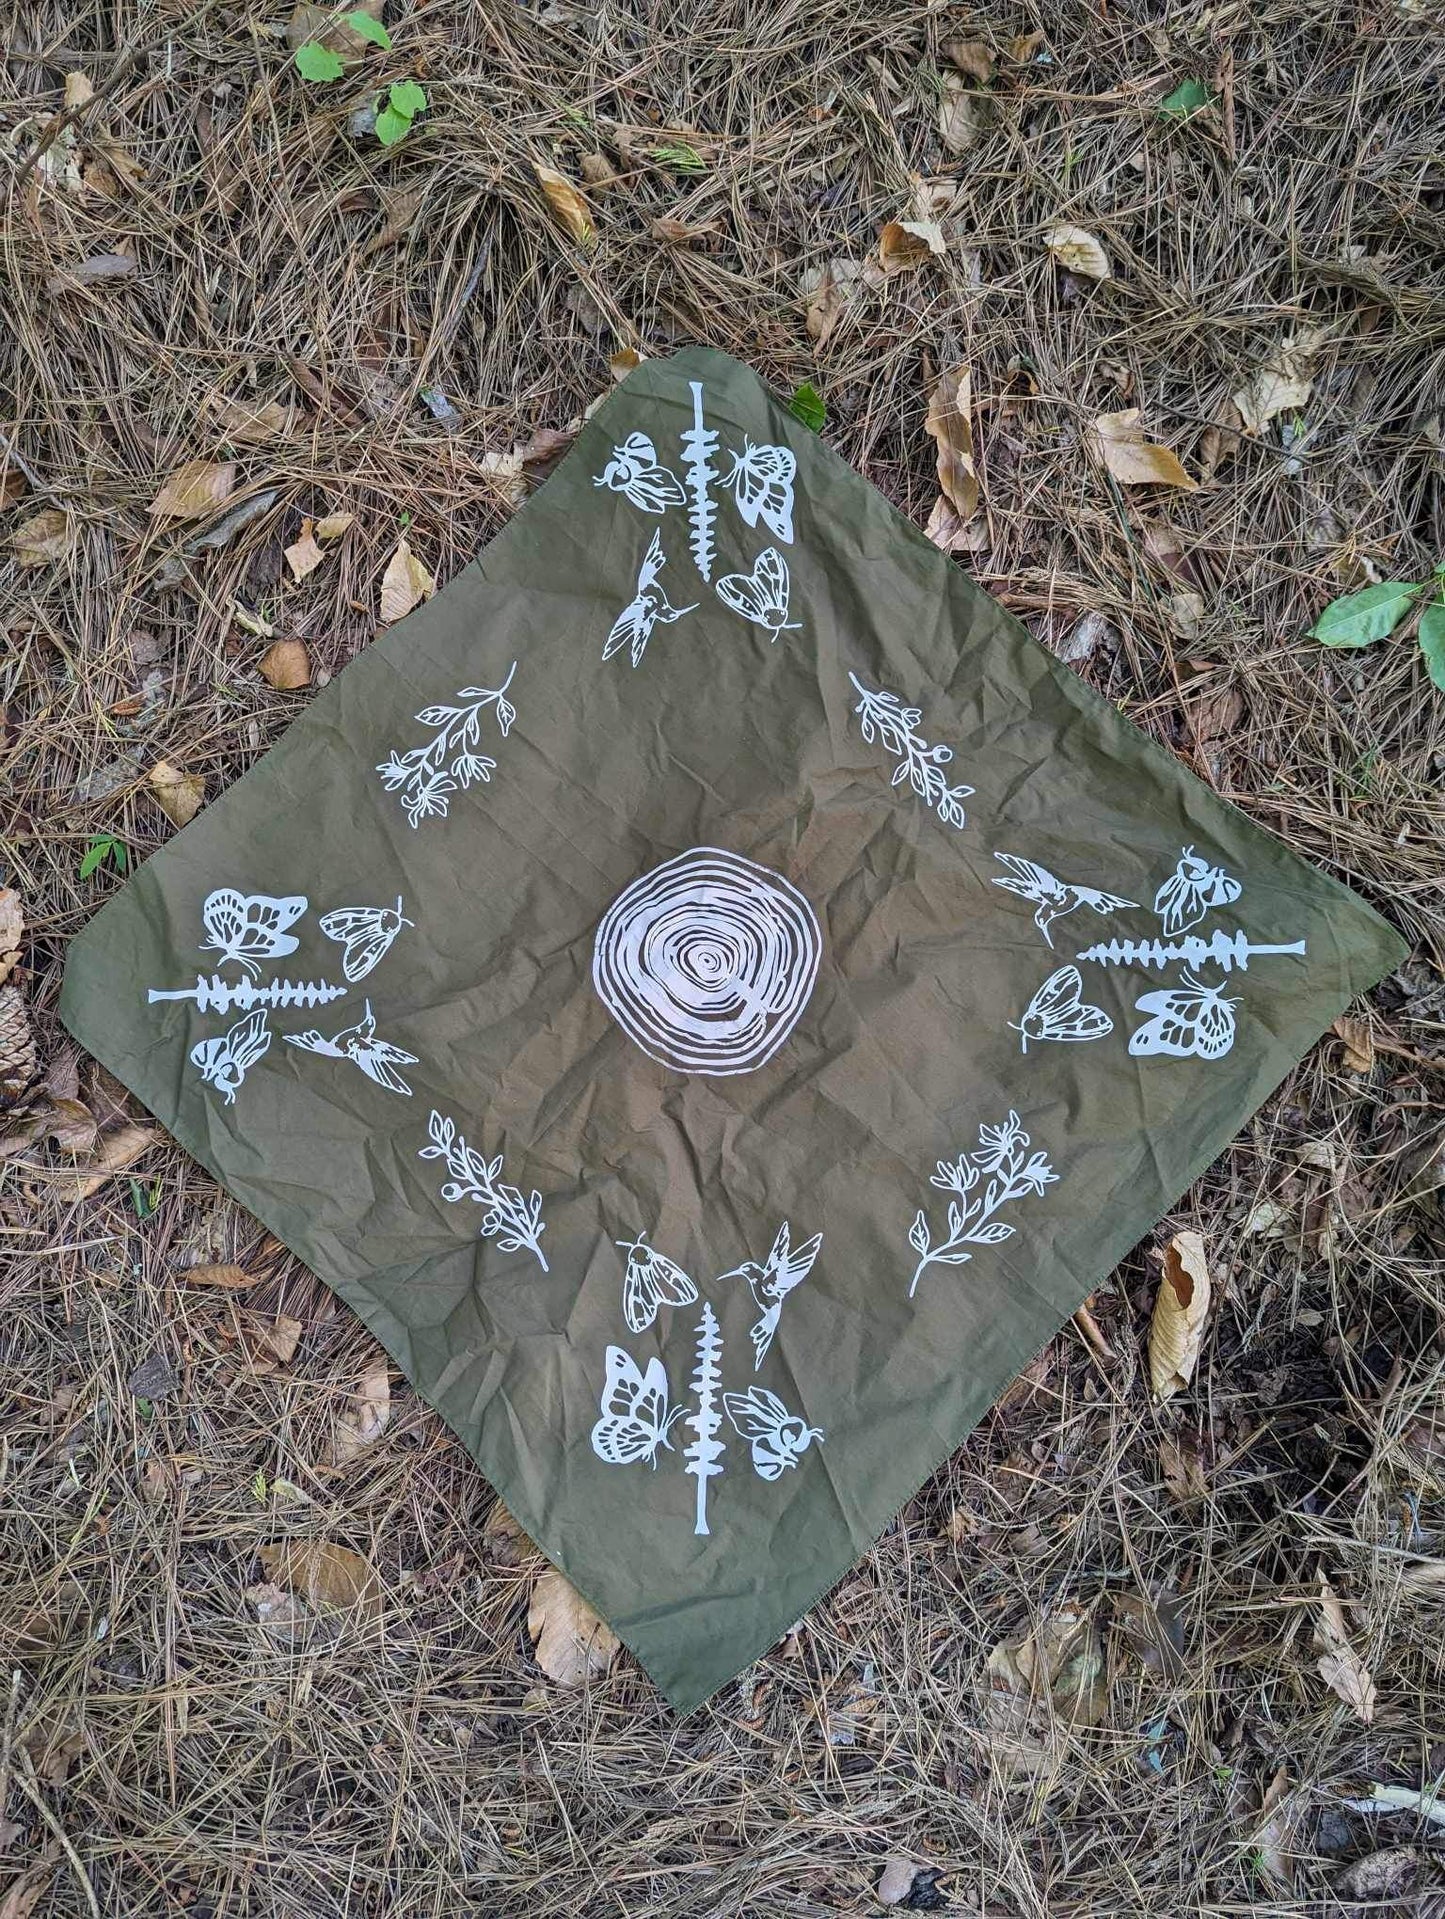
left=603, top=530, right=697, bottom=668
left=722, top=1386, right=824, bottom=1481
left=284, top=999, right=419, bottom=1096
left=616, top=1233, right=700, bottom=1335
left=717, top=1220, right=822, bottom=1368
left=594, top=433, right=686, bottom=514
left=723, top=439, right=796, bottom=544
left=199, top=889, right=307, bottom=978
left=189, top=1008, right=272, bottom=1104
left=992, top=854, right=1138, bottom=949
left=1010, top=964, right=1113, bottom=1052
left=1153, top=847, right=1242, bottom=937
left=714, top=547, right=800, bottom=638
left=319, top=896, right=412, bottom=983
left=591, top=1345, right=687, bottom=1467
left=1129, top=968, right=1240, bottom=1060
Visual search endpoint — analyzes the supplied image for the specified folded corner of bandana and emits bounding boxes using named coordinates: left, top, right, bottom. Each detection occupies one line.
left=60, top=345, right=1407, bottom=1712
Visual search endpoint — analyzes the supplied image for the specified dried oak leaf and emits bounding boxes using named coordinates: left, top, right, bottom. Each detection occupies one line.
left=10, top=508, right=73, bottom=567
left=286, top=0, right=383, bottom=61
left=65, top=1122, right=158, bottom=1199
left=148, top=460, right=237, bottom=522
left=258, top=637, right=312, bottom=690
left=314, top=510, right=354, bottom=540
left=926, top=363, right=979, bottom=520
left=211, top=395, right=300, bottom=445
left=1233, top=327, right=1326, bottom=435
left=1044, top=224, right=1111, bottom=281
left=180, top=1262, right=261, bottom=1290
left=800, top=256, right=863, bottom=345
left=528, top=1566, right=620, bottom=1686
left=379, top=539, right=435, bottom=624
left=147, top=758, right=205, bottom=828
left=943, top=37, right=995, bottom=83
left=1314, top=1578, right=1377, bottom=1723
left=938, top=71, right=989, bottom=154
left=1091, top=410, right=1196, bottom=489
left=534, top=164, right=596, bottom=248
left=1332, top=1013, right=1374, bottom=1074
left=984, top=1604, right=1107, bottom=1778
left=1148, top=1229, right=1211, bottom=1400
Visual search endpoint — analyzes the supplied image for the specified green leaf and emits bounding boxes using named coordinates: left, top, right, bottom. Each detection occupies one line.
left=1418, top=596, right=1445, bottom=692
left=294, top=41, right=345, bottom=82
left=79, top=834, right=121, bottom=880
left=344, top=10, right=391, bottom=47
left=388, top=79, right=427, bottom=119
left=111, top=840, right=128, bottom=873
left=1310, top=580, right=1420, bottom=647
left=375, top=104, right=410, bottom=145
left=1160, top=78, right=1211, bottom=119
left=650, top=141, right=705, bottom=174
left=252, top=1469, right=268, bottom=1501
left=789, top=382, right=826, bottom=432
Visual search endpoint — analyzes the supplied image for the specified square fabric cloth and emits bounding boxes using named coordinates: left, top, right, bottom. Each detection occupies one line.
left=61, top=347, right=1404, bottom=1711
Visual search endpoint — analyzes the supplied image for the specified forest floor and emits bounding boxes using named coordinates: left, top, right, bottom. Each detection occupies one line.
left=3, top=1, right=1445, bottom=1914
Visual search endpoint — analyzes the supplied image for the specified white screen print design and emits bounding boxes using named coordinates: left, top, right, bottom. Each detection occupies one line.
left=189, top=1008, right=272, bottom=1104
left=594, top=432, right=686, bottom=514
left=908, top=1110, right=1058, bottom=1297
left=723, top=440, right=795, bottom=544
left=849, top=673, right=973, bottom=829
left=680, top=380, right=719, bottom=581
left=319, top=897, right=413, bottom=982
left=717, top=1219, right=822, bottom=1368
left=592, top=847, right=822, bottom=1077
left=715, top=547, right=800, bottom=638
left=285, top=999, right=419, bottom=1096
left=419, top=1108, right=549, bottom=1270
left=1010, top=964, right=1114, bottom=1052
left=1153, top=846, right=1242, bottom=935
left=992, top=854, right=1138, bottom=948
left=603, top=529, right=697, bottom=668
left=591, top=387, right=795, bottom=546
left=376, top=663, right=517, bottom=829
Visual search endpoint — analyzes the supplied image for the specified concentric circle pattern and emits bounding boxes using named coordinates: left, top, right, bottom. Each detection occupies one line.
left=592, top=847, right=822, bottom=1076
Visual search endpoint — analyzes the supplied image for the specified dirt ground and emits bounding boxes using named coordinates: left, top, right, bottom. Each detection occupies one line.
left=4, top=1, right=1445, bottom=1913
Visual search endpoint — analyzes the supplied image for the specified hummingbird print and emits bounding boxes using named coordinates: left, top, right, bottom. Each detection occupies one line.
left=284, top=999, right=419, bottom=1097
left=718, top=1220, right=823, bottom=1369
left=991, top=853, right=1138, bottom=949
left=603, top=529, right=697, bottom=668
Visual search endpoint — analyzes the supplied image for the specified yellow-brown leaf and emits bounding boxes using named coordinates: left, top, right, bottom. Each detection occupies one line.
left=926, top=363, right=979, bottom=520
left=284, top=519, right=326, bottom=582
left=379, top=539, right=435, bottom=623
left=147, top=758, right=205, bottom=828
left=878, top=220, right=944, bottom=275
left=259, top=1539, right=383, bottom=1625
left=258, top=638, right=312, bottom=690
left=180, top=1262, right=262, bottom=1290
left=148, top=460, right=237, bottom=522
left=1314, top=1578, right=1377, bottom=1723
left=11, top=507, right=73, bottom=567
left=1091, top=410, right=1196, bottom=489
left=528, top=1566, right=620, bottom=1687
left=1044, top=223, right=1111, bottom=281
left=0, top=888, right=22, bottom=983
left=1148, top=1230, right=1211, bottom=1399
left=534, top=165, right=596, bottom=248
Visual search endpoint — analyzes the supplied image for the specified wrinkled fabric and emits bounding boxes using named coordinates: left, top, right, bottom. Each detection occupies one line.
left=61, top=348, right=1404, bottom=1712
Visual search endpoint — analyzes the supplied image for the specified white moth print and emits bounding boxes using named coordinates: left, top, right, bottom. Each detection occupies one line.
left=189, top=1008, right=272, bottom=1104
left=715, top=547, right=800, bottom=638
left=717, top=1220, right=822, bottom=1369
left=319, top=896, right=413, bottom=984
left=992, top=854, right=1138, bottom=949
left=723, top=439, right=796, bottom=543
left=616, top=1233, right=700, bottom=1335
left=722, top=1387, right=824, bottom=1481
left=590, top=1345, right=687, bottom=1468
left=284, top=999, right=419, bottom=1096
left=199, top=889, right=308, bottom=978
left=594, top=432, right=686, bottom=514
left=1010, top=964, right=1113, bottom=1052
left=1129, top=968, right=1240, bottom=1061
left=1153, top=846, right=1242, bottom=937
left=603, top=530, right=698, bottom=668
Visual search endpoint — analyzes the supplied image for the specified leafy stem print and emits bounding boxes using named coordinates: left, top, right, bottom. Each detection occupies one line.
left=376, top=662, right=517, bottom=828
left=420, top=1107, right=548, bottom=1271
left=908, top=1111, right=1057, bottom=1297
left=848, top=672, right=974, bottom=829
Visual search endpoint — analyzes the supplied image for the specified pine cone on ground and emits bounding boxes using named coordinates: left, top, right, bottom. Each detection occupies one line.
left=0, top=984, right=41, bottom=1119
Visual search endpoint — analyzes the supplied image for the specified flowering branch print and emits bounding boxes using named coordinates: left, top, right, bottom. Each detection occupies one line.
left=420, top=1107, right=548, bottom=1271
left=376, top=663, right=517, bottom=829
left=848, top=672, right=973, bottom=829
left=908, top=1111, right=1057, bottom=1297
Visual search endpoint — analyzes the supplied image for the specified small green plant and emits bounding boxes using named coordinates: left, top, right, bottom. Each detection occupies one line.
left=789, top=381, right=826, bottom=432
left=293, top=11, right=390, bottom=81
left=129, top=1175, right=161, bottom=1218
left=252, top=1468, right=269, bottom=1502
left=376, top=79, right=427, bottom=146
left=649, top=141, right=705, bottom=174
left=79, top=832, right=128, bottom=879
left=1310, top=562, right=1445, bottom=691
left=1160, top=78, right=1212, bottom=119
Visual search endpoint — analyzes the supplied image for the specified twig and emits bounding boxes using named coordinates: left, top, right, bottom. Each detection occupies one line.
left=14, top=1744, right=102, bottom=1919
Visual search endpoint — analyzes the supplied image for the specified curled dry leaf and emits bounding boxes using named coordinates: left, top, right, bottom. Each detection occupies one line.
left=1148, top=1229, right=1211, bottom=1399
left=1043, top=223, right=1111, bottom=281
left=11, top=508, right=73, bottom=567
left=1332, top=1013, right=1374, bottom=1074
left=534, top=164, right=596, bottom=248
left=984, top=1604, right=1107, bottom=1778
left=332, top=1351, right=391, bottom=1465
left=800, top=256, right=863, bottom=345
left=249, top=1312, right=303, bottom=1363
left=878, top=220, right=945, bottom=275
left=925, top=494, right=988, bottom=554
left=877, top=1858, right=924, bottom=1906
left=65, top=1122, right=158, bottom=1199
left=608, top=347, right=644, bottom=381
left=1091, top=410, right=1196, bottom=489
left=284, top=519, right=326, bottom=582
left=180, top=1262, right=262, bottom=1290
left=147, top=758, right=205, bottom=828
left=943, top=37, right=995, bottom=83
left=528, top=1565, right=620, bottom=1686
left=1157, top=1431, right=1208, bottom=1501
left=938, top=71, right=988, bottom=154
left=1314, top=1578, right=1377, bottom=1723
left=379, top=539, right=436, bottom=623
left=314, top=510, right=354, bottom=541
left=926, top=363, right=979, bottom=521
left=0, top=889, right=22, bottom=983
left=1232, top=327, right=1326, bottom=435
left=258, top=637, right=312, bottom=691
left=211, top=395, right=300, bottom=445
left=579, top=151, right=619, bottom=192
left=148, top=460, right=237, bottom=522
left=259, top=1539, right=384, bottom=1625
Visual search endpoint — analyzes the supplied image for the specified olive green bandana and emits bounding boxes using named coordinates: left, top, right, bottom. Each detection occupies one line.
left=60, top=347, right=1405, bottom=1712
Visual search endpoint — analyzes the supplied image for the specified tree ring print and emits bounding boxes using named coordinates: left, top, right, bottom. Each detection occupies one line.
left=593, top=847, right=823, bottom=1076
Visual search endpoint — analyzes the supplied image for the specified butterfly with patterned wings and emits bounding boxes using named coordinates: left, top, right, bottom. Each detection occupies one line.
left=318, top=896, right=412, bottom=984
left=722, top=1386, right=824, bottom=1481
left=616, top=1234, right=700, bottom=1335
left=591, top=1345, right=687, bottom=1467
left=200, top=889, right=307, bottom=978
left=1010, top=964, right=1113, bottom=1053
left=723, top=439, right=796, bottom=544
left=714, top=547, right=800, bottom=638
left=189, top=1008, right=272, bottom=1104
left=1130, top=968, right=1240, bottom=1061
left=1153, top=847, right=1242, bottom=937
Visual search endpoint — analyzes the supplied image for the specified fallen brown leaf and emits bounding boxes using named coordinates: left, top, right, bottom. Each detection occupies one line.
left=878, top=220, right=944, bottom=274
left=246, top=1580, right=307, bottom=1637
left=926, top=363, right=979, bottom=520
left=148, top=459, right=237, bottom=522
left=984, top=1604, right=1107, bottom=1778
left=1158, top=1431, right=1208, bottom=1501
left=286, top=0, right=383, bottom=60
left=211, top=395, right=299, bottom=445
left=878, top=1857, right=924, bottom=1906
left=1233, top=327, right=1326, bottom=435
left=1044, top=223, right=1111, bottom=281
left=147, top=758, right=205, bottom=828
left=0, top=1861, right=52, bottom=1919
left=800, top=256, right=863, bottom=345
left=534, top=164, right=596, bottom=248
left=258, top=637, right=312, bottom=690
left=1092, top=410, right=1196, bottom=489
left=332, top=1351, right=391, bottom=1465
left=11, top=508, right=72, bottom=567
left=925, top=495, right=988, bottom=553
left=938, top=71, right=988, bottom=153
left=180, top=1261, right=262, bottom=1290
left=1251, top=1765, right=1296, bottom=1892
left=579, top=151, right=619, bottom=191
left=608, top=347, right=644, bottom=381
left=528, top=1566, right=620, bottom=1686
left=1148, top=1230, right=1211, bottom=1399
left=651, top=214, right=720, bottom=245
left=64, top=1122, right=157, bottom=1199
left=249, top=1312, right=303, bottom=1363
left=259, top=1539, right=384, bottom=1625
left=314, top=510, right=354, bottom=540
left=379, top=539, right=435, bottom=624
left=1332, top=1014, right=1375, bottom=1074
left=1314, top=1577, right=1376, bottom=1723
left=284, top=519, right=325, bottom=582
left=484, top=1499, right=539, bottom=1567
left=943, top=37, right=995, bottom=83
left=0, top=889, right=21, bottom=983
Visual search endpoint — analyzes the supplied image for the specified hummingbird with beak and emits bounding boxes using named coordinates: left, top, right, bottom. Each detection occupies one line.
left=718, top=1221, right=823, bottom=1369
left=284, top=1000, right=419, bottom=1097
left=603, top=530, right=697, bottom=667
left=992, top=853, right=1138, bottom=949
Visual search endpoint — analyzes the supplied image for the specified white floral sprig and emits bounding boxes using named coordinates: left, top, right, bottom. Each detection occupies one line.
left=420, top=1107, right=548, bottom=1271
left=377, top=663, right=517, bottom=829
left=908, top=1111, right=1056, bottom=1297
left=848, top=671, right=973, bottom=829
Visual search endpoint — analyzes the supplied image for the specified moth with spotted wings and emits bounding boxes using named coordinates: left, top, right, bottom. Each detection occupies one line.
left=715, top=547, right=800, bottom=638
